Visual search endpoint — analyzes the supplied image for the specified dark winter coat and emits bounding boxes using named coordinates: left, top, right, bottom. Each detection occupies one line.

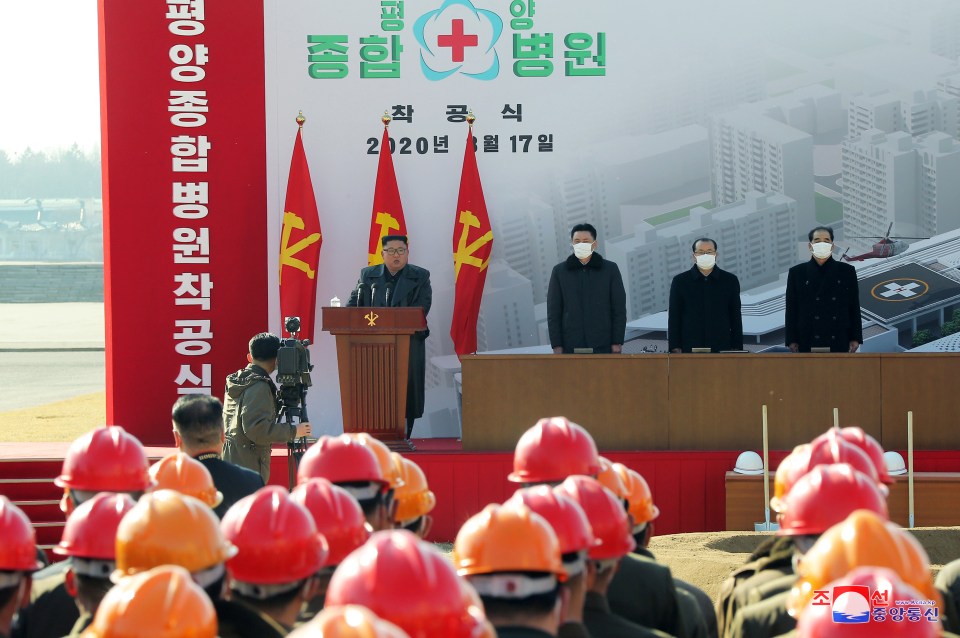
left=668, top=265, right=743, bottom=353
left=785, top=257, right=862, bottom=352
left=547, top=253, right=627, bottom=353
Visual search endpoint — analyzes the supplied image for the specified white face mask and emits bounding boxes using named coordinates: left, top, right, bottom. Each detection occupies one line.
left=573, top=242, right=594, bottom=259
left=811, top=241, right=833, bottom=259
left=695, top=254, right=716, bottom=270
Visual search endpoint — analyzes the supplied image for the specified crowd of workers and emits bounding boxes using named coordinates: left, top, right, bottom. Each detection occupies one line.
left=1, top=407, right=959, bottom=637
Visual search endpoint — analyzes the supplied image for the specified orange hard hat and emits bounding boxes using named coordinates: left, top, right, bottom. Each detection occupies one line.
left=56, top=426, right=152, bottom=492
left=453, top=503, right=566, bottom=579
left=508, top=417, right=600, bottom=484
left=82, top=565, right=217, bottom=638
left=347, top=434, right=404, bottom=489
left=149, top=453, right=223, bottom=509
left=298, top=435, right=387, bottom=489
left=291, top=478, right=371, bottom=566
left=770, top=444, right=812, bottom=513
left=795, top=567, right=940, bottom=637
left=287, top=605, right=411, bottom=638
left=55, top=492, right=136, bottom=562
left=114, top=489, right=237, bottom=578
left=596, top=457, right=629, bottom=500
left=613, top=464, right=659, bottom=525
left=391, top=454, right=436, bottom=525
left=326, top=530, right=492, bottom=638
left=0, top=496, right=41, bottom=572
left=505, top=485, right=596, bottom=555
left=777, top=464, right=888, bottom=537
left=835, top=426, right=892, bottom=485
left=222, top=485, right=329, bottom=586
left=555, top=475, right=635, bottom=560
left=787, top=509, right=940, bottom=618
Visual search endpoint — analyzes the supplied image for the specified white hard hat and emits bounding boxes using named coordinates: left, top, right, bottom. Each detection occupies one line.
left=733, top=451, right=764, bottom=475
left=883, top=451, right=906, bottom=476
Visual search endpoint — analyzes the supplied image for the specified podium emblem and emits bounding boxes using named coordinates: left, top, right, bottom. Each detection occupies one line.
left=364, top=311, right=379, bottom=326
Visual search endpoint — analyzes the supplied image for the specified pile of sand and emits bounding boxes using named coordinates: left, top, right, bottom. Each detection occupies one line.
left=651, top=528, right=960, bottom=602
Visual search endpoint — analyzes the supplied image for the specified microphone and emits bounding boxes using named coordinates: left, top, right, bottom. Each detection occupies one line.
left=370, top=284, right=378, bottom=307
left=355, top=282, right=366, bottom=307
left=385, top=282, right=393, bottom=307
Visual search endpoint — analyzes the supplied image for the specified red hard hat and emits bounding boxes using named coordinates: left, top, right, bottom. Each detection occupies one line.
left=554, top=476, right=635, bottom=560
left=0, top=496, right=41, bottom=572
left=291, top=478, right=371, bottom=566
left=508, top=417, right=600, bottom=484
left=505, top=485, right=597, bottom=555
left=298, top=435, right=387, bottom=488
left=55, top=492, right=136, bottom=560
left=221, top=485, right=329, bottom=585
left=326, top=530, right=491, bottom=638
left=807, top=429, right=881, bottom=486
left=777, top=464, right=888, bottom=536
left=796, top=567, right=940, bottom=638
left=56, top=426, right=152, bottom=492
left=835, top=426, right=892, bottom=485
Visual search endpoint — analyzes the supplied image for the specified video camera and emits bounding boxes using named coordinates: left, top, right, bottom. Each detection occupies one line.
left=275, top=316, right=313, bottom=426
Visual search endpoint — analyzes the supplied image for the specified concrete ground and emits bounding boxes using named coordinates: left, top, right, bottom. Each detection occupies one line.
left=0, top=303, right=105, bottom=411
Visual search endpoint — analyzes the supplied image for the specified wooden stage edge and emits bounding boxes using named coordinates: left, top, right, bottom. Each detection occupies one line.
left=460, top=353, right=960, bottom=452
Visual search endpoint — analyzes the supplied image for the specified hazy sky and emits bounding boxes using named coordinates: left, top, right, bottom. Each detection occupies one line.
left=0, top=0, right=100, bottom=157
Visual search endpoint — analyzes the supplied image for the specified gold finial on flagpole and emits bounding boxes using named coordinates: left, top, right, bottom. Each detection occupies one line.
left=296, top=111, right=306, bottom=128
left=466, top=110, right=476, bottom=128
left=382, top=110, right=392, bottom=127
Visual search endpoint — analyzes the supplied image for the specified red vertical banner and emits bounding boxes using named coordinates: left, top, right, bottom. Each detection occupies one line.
left=99, top=1, right=267, bottom=444
left=367, top=117, right=407, bottom=266
left=450, top=119, right=494, bottom=356
left=279, top=115, right=322, bottom=342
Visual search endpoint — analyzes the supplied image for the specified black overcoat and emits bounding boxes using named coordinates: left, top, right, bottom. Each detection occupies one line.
left=785, top=257, right=862, bottom=352
left=547, top=253, right=626, bottom=353
left=668, top=265, right=743, bottom=352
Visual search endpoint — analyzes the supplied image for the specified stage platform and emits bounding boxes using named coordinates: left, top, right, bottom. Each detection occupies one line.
left=4, top=440, right=960, bottom=557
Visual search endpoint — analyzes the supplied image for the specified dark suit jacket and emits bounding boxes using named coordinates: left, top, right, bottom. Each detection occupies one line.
left=196, top=454, right=264, bottom=518
left=668, top=266, right=743, bottom=352
left=347, top=263, right=431, bottom=418
left=785, top=257, right=862, bottom=352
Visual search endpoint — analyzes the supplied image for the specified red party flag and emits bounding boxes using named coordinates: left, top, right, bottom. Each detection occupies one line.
left=451, top=125, right=494, bottom=356
left=278, top=115, right=322, bottom=342
left=367, top=124, right=407, bottom=265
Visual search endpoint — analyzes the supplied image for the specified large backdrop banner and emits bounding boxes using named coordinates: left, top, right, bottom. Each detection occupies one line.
left=103, top=0, right=944, bottom=442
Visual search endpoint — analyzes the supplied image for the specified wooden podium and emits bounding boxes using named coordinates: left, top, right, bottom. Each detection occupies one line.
left=322, top=306, right=427, bottom=449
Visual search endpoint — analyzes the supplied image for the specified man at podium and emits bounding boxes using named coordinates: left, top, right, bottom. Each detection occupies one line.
left=347, top=235, right=432, bottom=439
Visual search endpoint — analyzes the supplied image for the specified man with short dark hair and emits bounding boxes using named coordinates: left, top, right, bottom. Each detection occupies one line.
left=222, top=332, right=311, bottom=483
left=347, top=234, right=432, bottom=439
left=547, top=223, right=627, bottom=354
left=785, top=226, right=862, bottom=353
left=668, top=238, right=743, bottom=353
left=172, top=394, right=263, bottom=517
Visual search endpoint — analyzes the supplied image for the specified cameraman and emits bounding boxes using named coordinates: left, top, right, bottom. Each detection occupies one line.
left=222, top=332, right=311, bottom=483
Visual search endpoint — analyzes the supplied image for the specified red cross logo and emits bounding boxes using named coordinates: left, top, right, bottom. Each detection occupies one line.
left=437, top=19, right=478, bottom=62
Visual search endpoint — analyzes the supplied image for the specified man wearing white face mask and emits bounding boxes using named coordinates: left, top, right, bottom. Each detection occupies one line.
left=668, top=238, right=743, bottom=353
left=547, top=223, right=627, bottom=354
left=785, top=226, right=862, bottom=353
